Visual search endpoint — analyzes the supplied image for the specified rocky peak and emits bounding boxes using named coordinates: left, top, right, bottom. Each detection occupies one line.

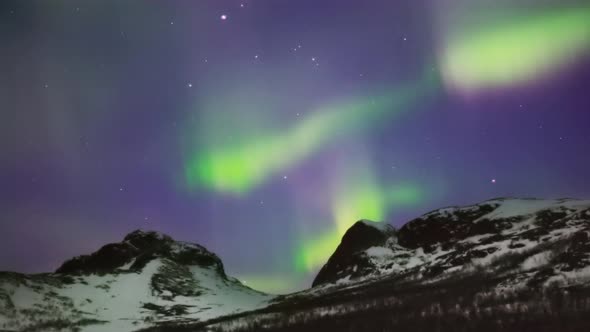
left=123, top=229, right=173, bottom=250
left=339, top=221, right=393, bottom=254
left=55, top=229, right=225, bottom=276
left=2, top=230, right=270, bottom=332
left=312, top=220, right=393, bottom=287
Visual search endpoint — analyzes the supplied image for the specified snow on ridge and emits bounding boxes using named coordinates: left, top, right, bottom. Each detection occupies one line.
left=479, top=198, right=590, bottom=221
left=366, top=246, right=395, bottom=258
left=421, top=198, right=590, bottom=222
left=521, top=251, right=554, bottom=271
left=359, top=220, right=394, bottom=232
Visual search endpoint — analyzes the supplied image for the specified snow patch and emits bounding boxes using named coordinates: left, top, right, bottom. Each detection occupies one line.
left=521, top=251, right=554, bottom=271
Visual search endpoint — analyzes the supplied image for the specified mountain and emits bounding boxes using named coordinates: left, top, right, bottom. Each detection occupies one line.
left=177, top=198, right=590, bottom=332
left=0, top=230, right=271, bottom=332
left=3, top=198, right=590, bottom=332
left=312, top=198, right=590, bottom=288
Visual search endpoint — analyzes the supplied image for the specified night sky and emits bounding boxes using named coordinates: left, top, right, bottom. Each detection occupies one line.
left=1, top=0, right=590, bottom=293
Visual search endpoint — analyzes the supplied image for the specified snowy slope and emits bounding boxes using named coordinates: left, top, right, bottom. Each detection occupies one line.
left=193, top=198, right=590, bottom=332
left=313, top=198, right=590, bottom=290
left=0, top=230, right=271, bottom=332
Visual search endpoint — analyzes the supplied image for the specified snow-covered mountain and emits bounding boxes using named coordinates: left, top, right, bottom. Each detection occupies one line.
left=195, top=198, right=590, bottom=332
left=313, top=198, right=590, bottom=289
left=0, top=230, right=271, bottom=332
left=3, top=198, right=590, bottom=332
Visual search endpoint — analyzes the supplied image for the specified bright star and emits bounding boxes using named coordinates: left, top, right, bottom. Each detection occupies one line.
left=220, top=14, right=228, bottom=20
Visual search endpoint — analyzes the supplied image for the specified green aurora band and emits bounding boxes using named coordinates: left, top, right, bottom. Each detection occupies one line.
left=177, top=4, right=590, bottom=293
left=184, top=71, right=438, bottom=195
left=294, top=185, right=423, bottom=272
left=440, top=6, right=590, bottom=91
left=294, top=165, right=424, bottom=272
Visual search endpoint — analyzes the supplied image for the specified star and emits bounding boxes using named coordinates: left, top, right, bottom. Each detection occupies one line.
left=403, top=37, right=407, bottom=41
left=311, top=57, right=316, bottom=62
left=491, top=179, right=496, bottom=184
left=119, top=187, right=124, bottom=191
left=220, top=14, right=228, bottom=20
left=240, top=3, right=245, bottom=8
left=187, top=83, right=192, bottom=88
left=254, top=55, right=259, bottom=59
left=283, top=175, right=288, bottom=180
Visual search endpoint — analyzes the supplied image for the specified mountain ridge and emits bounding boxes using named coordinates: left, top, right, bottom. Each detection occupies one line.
left=312, top=197, right=590, bottom=288
left=0, top=230, right=271, bottom=332
left=2, top=197, right=590, bottom=332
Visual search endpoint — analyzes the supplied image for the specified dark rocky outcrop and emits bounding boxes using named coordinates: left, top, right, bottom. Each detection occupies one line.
left=312, top=221, right=392, bottom=287
left=397, top=203, right=498, bottom=250
left=56, top=230, right=226, bottom=276
left=56, top=242, right=139, bottom=274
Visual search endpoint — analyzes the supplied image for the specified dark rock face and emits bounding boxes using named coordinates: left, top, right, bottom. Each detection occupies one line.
left=123, top=230, right=173, bottom=251
left=56, top=242, right=139, bottom=274
left=397, top=204, right=498, bottom=250
left=312, top=221, right=391, bottom=287
left=56, top=230, right=225, bottom=276
left=555, top=231, right=590, bottom=271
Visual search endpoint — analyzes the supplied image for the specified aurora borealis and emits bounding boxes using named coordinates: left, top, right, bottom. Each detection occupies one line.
left=184, top=70, right=436, bottom=194
left=2, top=0, right=590, bottom=293
left=439, top=5, right=590, bottom=92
